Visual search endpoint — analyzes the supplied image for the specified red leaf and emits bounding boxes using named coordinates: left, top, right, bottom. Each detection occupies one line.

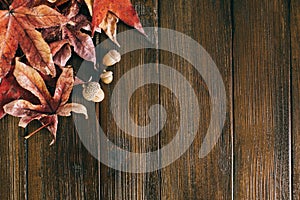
left=49, top=40, right=72, bottom=66
left=3, top=99, right=47, bottom=125
left=40, top=115, right=58, bottom=145
left=13, top=59, right=53, bottom=107
left=54, top=44, right=72, bottom=67
left=42, top=2, right=96, bottom=65
left=4, top=60, right=87, bottom=144
left=57, top=103, right=88, bottom=118
left=62, top=24, right=96, bottom=63
left=25, top=0, right=69, bottom=7
left=53, top=66, right=74, bottom=105
left=49, top=39, right=70, bottom=56
left=10, top=0, right=28, bottom=8
left=91, top=0, right=145, bottom=36
left=0, top=71, right=37, bottom=119
left=0, top=2, right=69, bottom=78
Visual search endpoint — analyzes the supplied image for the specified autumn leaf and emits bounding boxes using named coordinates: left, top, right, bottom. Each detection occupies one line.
left=62, top=15, right=96, bottom=63
left=43, top=1, right=96, bottom=65
left=0, top=70, right=37, bottom=119
left=3, top=59, right=88, bottom=145
left=49, top=39, right=72, bottom=67
left=91, top=0, right=145, bottom=36
left=98, top=12, right=120, bottom=46
left=26, top=0, right=70, bottom=7
left=0, top=1, right=69, bottom=78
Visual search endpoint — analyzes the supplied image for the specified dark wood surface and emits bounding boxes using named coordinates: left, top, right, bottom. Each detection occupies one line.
left=159, top=0, right=232, bottom=199
left=292, top=0, right=300, bottom=199
left=233, top=0, right=291, bottom=199
left=0, top=0, right=299, bottom=199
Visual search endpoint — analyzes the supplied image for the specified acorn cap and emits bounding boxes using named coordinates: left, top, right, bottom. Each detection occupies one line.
left=102, top=50, right=121, bottom=67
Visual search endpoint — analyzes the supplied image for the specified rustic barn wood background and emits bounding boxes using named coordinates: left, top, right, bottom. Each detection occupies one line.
left=1, top=0, right=299, bottom=199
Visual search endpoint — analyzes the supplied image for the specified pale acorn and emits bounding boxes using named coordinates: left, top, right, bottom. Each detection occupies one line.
left=102, top=50, right=121, bottom=66
left=100, top=70, right=113, bottom=84
left=82, top=82, right=105, bottom=102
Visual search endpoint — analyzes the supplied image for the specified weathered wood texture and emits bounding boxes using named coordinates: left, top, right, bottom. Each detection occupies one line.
left=0, top=116, right=26, bottom=199
left=291, top=0, right=300, bottom=199
left=0, top=0, right=298, bottom=199
left=159, top=0, right=232, bottom=199
left=98, top=0, right=160, bottom=199
left=233, top=0, right=291, bottom=199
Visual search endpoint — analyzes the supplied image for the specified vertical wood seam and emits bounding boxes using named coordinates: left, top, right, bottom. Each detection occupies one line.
left=24, top=130, right=28, bottom=200
left=230, top=0, right=235, bottom=199
left=157, top=0, right=162, bottom=199
left=288, top=0, right=293, bottom=199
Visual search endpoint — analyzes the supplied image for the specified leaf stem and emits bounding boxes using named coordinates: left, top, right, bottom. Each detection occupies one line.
left=24, top=122, right=51, bottom=140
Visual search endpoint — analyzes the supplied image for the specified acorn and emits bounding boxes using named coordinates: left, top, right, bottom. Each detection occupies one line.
left=100, top=70, right=113, bottom=84
left=102, top=50, right=121, bottom=67
left=82, top=82, right=105, bottom=102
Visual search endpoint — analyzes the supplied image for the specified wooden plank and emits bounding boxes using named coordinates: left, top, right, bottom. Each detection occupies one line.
left=291, top=0, right=300, bottom=198
left=159, top=0, right=232, bottom=199
left=99, top=0, right=160, bottom=199
left=0, top=115, right=26, bottom=200
left=233, top=0, right=291, bottom=199
left=26, top=117, right=99, bottom=199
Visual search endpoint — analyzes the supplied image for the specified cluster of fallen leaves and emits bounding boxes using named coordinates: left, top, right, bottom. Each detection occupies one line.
left=0, top=0, right=145, bottom=144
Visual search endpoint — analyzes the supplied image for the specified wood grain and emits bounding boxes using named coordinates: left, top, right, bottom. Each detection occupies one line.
left=1, top=0, right=299, bottom=199
left=233, top=0, right=291, bottom=199
left=99, top=0, right=160, bottom=199
left=26, top=117, right=99, bottom=199
left=159, top=0, right=232, bottom=199
left=0, top=115, right=26, bottom=200
left=291, top=0, right=300, bottom=198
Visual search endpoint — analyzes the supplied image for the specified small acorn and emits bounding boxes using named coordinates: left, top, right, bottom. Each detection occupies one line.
left=82, top=82, right=105, bottom=102
left=102, top=50, right=121, bottom=67
left=100, top=70, right=113, bottom=84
